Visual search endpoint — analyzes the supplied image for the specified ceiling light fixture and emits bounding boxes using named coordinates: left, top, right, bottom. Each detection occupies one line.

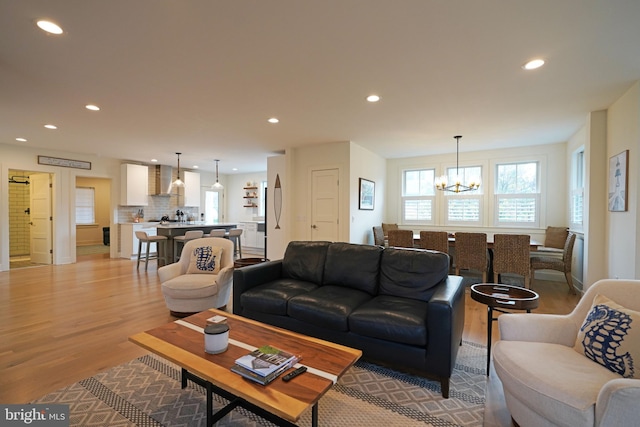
left=36, top=20, right=63, bottom=35
left=16, top=137, right=27, bottom=142
left=522, top=58, right=545, bottom=70
left=85, top=104, right=100, bottom=111
left=435, top=135, right=481, bottom=193
left=211, top=159, right=224, bottom=190
left=44, top=124, right=57, bottom=129
left=169, top=152, right=185, bottom=191
left=268, top=117, right=279, bottom=124
left=366, top=95, right=380, bottom=102
left=151, top=158, right=158, bottom=162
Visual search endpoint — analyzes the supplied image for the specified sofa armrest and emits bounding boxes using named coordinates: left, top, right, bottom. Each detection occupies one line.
left=233, top=260, right=283, bottom=314
left=596, top=378, right=640, bottom=426
left=425, top=275, right=465, bottom=376
left=158, top=262, right=183, bottom=283
left=498, top=313, right=578, bottom=346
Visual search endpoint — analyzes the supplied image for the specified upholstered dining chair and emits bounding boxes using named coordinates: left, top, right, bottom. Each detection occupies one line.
left=454, top=232, right=488, bottom=283
left=387, top=229, right=414, bottom=248
left=492, top=234, right=531, bottom=288
left=372, top=226, right=385, bottom=246
left=418, top=231, right=449, bottom=254
left=531, top=232, right=577, bottom=294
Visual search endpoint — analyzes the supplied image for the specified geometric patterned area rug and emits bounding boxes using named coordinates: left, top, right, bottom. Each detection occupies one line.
left=33, top=341, right=486, bottom=426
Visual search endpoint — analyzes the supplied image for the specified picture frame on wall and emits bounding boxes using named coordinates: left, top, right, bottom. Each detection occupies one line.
left=608, top=149, right=628, bottom=212
left=358, top=178, right=375, bottom=210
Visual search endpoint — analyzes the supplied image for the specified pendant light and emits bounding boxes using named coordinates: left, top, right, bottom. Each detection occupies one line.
left=211, top=159, right=224, bottom=190
left=435, top=135, right=481, bottom=193
left=170, top=152, right=185, bottom=191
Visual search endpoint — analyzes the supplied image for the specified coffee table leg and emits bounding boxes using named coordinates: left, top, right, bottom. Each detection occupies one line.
left=312, top=403, right=318, bottom=427
left=486, top=306, right=493, bottom=376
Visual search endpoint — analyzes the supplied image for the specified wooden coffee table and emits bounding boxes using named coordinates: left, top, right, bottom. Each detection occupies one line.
left=470, top=283, right=539, bottom=376
left=129, top=309, right=361, bottom=427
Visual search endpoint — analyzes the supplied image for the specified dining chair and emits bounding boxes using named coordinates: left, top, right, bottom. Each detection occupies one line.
left=381, top=223, right=399, bottom=238
left=454, top=232, right=488, bottom=283
left=372, top=226, right=385, bottom=246
left=173, top=230, right=204, bottom=262
left=418, top=231, right=449, bottom=254
left=492, top=234, right=531, bottom=288
left=531, top=232, right=577, bottom=294
left=387, top=229, right=414, bottom=248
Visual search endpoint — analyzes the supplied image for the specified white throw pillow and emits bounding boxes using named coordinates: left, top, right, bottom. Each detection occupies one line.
left=187, top=246, right=223, bottom=274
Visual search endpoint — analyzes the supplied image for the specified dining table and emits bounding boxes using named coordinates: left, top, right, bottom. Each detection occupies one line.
left=412, top=233, right=543, bottom=282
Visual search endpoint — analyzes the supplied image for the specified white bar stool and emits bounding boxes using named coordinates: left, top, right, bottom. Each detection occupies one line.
left=227, top=228, right=243, bottom=259
left=173, top=230, right=204, bottom=262
left=135, top=231, right=168, bottom=271
left=205, top=229, right=226, bottom=238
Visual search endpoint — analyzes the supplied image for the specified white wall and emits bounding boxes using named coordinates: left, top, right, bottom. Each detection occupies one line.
left=0, top=143, right=121, bottom=271
left=606, top=81, right=640, bottom=280
left=385, top=142, right=567, bottom=243
left=349, top=142, right=386, bottom=244
left=226, top=172, right=267, bottom=223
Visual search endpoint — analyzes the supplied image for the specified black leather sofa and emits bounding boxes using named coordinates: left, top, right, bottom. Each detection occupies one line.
left=232, top=241, right=465, bottom=397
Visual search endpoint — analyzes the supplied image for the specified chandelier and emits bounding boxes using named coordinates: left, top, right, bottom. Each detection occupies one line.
left=435, top=135, right=481, bottom=193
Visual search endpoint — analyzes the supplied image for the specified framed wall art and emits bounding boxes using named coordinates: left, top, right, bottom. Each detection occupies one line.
left=608, top=149, right=628, bottom=212
left=358, top=178, right=375, bottom=210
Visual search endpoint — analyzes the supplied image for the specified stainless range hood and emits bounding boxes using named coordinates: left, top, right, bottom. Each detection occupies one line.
left=153, top=165, right=173, bottom=196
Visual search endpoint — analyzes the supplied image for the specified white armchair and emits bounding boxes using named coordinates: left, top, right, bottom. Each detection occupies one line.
left=158, top=237, right=234, bottom=316
left=493, top=279, right=640, bottom=427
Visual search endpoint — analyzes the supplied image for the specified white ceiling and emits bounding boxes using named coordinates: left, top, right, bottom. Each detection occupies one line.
left=1, top=1, right=639, bottom=174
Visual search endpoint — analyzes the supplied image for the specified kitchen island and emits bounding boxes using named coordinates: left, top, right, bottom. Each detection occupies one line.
left=156, top=222, right=237, bottom=262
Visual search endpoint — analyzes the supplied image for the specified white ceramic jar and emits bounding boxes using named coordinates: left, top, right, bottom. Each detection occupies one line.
left=204, top=323, right=229, bottom=354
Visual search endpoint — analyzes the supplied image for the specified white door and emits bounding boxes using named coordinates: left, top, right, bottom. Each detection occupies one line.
left=30, top=173, right=52, bottom=264
left=311, top=169, right=339, bottom=241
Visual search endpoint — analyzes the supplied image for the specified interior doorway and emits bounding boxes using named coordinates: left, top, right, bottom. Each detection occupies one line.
left=75, top=176, right=111, bottom=259
left=8, top=169, right=52, bottom=269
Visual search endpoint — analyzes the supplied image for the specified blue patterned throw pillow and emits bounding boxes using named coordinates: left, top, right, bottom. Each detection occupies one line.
left=574, top=294, right=640, bottom=379
left=187, top=246, right=223, bottom=274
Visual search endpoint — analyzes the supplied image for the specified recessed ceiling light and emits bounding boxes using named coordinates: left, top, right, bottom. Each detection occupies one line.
left=522, top=58, right=545, bottom=70
left=193, top=165, right=199, bottom=169
left=36, top=20, right=63, bottom=35
left=16, top=137, right=27, bottom=142
left=268, top=117, right=279, bottom=124
left=232, top=168, right=238, bottom=171
left=85, top=104, right=100, bottom=111
left=366, top=95, right=380, bottom=102
left=44, top=124, right=57, bottom=130
left=151, top=159, right=158, bottom=162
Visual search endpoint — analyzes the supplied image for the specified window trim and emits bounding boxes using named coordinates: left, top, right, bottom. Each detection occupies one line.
left=400, top=167, right=436, bottom=225
left=492, top=160, right=541, bottom=228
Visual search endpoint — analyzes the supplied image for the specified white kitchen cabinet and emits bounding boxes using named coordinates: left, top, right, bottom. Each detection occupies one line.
left=239, top=222, right=258, bottom=248
left=120, top=164, right=148, bottom=206
left=119, top=223, right=157, bottom=259
left=256, top=231, right=265, bottom=250
left=183, top=170, right=200, bottom=207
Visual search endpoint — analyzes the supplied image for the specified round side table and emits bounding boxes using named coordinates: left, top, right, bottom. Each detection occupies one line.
left=470, top=283, right=539, bottom=376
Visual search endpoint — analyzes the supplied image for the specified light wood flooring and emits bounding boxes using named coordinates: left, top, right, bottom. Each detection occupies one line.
left=0, top=254, right=581, bottom=404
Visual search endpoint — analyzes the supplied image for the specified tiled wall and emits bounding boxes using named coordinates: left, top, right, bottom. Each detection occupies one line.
left=9, top=171, right=31, bottom=256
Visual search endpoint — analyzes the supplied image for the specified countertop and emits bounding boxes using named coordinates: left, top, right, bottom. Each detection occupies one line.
left=155, top=222, right=237, bottom=229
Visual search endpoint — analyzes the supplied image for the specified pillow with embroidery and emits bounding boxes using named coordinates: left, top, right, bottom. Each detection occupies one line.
left=574, top=294, right=640, bottom=378
left=186, top=246, right=223, bottom=274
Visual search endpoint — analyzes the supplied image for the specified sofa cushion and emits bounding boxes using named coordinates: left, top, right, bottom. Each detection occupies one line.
left=574, top=294, right=640, bottom=379
left=287, top=286, right=372, bottom=331
left=494, top=340, right=619, bottom=426
left=379, top=248, right=449, bottom=301
left=349, top=295, right=428, bottom=346
left=323, top=242, right=383, bottom=294
left=240, top=279, right=318, bottom=315
left=186, top=245, right=223, bottom=274
left=282, top=241, right=331, bottom=284
left=162, top=274, right=219, bottom=298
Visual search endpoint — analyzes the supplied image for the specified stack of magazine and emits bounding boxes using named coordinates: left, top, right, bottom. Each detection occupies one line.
left=231, top=345, right=300, bottom=385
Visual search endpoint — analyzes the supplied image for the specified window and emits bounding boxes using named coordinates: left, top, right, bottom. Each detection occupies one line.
left=76, top=187, right=95, bottom=224
left=494, top=162, right=539, bottom=227
left=571, top=148, right=585, bottom=229
left=402, top=169, right=435, bottom=223
left=205, top=190, right=221, bottom=223
left=444, top=166, right=483, bottom=225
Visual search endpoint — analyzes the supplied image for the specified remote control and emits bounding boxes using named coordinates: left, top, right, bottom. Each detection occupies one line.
left=282, top=366, right=307, bottom=382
